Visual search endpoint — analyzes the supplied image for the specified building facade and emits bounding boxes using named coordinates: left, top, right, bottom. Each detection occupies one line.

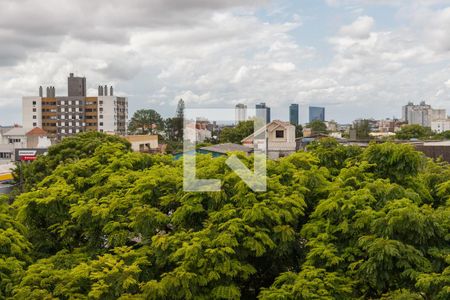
left=431, top=119, right=450, bottom=133
left=256, top=102, right=271, bottom=124
left=23, top=73, right=128, bottom=140
left=402, top=101, right=446, bottom=127
left=235, top=103, right=247, bottom=123
left=289, top=104, right=299, bottom=125
left=309, top=106, right=325, bottom=123
left=242, top=120, right=296, bottom=159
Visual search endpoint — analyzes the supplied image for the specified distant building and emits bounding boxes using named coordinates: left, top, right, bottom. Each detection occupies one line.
left=256, top=102, right=271, bottom=124
left=0, top=127, right=51, bottom=149
left=402, top=101, right=446, bottom=127
left=0, top=127, right=51, bottom=162
left=23, top=73, right=128, bottom=140
left=235, top=104, right=247, bottom=123
left=289, top=104, right=299, bottom=125
left=431, top=119, right=450, bottom=133
left=184, top=120, right=212, bottom=143
left=325, top=120, right=338, bottom=132
left=309, top=106, right=325, bottom=123
left=377, top=119, right=404, bottom=133
left=242, top=120, right=296, bottom=159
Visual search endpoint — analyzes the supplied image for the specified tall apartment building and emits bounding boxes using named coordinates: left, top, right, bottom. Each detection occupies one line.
left=289, top=104, right=299, bottom=125
left=235, top=103, right=247, bottom=123
left=256, top=102, right=271, bottom=124
left=402, top=101, right=446, bottom=127
left=309, top=106, right=325, bottom=123
left=23, top=73, right=128, bottom=140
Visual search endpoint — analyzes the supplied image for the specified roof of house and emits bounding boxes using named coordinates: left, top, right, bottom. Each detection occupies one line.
left=26, top=127, right=48, bottom=136
left=241, top=120, right=294, bottom=143
left=2, top=127, right=28, bottom=136
left=200, top=143, right=253, bottom=154
left=124, top=135, right=158, bottom=143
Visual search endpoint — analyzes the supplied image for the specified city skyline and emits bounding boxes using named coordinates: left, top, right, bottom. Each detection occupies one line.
left=2, top=1, right=450, bottom=124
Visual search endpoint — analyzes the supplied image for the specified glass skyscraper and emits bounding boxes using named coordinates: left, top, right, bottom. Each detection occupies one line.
left=309, top=106, right=325, bottom=123
left=289, top=104, right=299, bottom=125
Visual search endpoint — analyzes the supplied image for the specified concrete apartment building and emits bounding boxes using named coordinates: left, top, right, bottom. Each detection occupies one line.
left=23, top=73, right=128, bottom=140
left=256, top=102, right=271, bottom=124
left=402, top=101, right=446, bottom=127
left=235, top=103, right=247, bottom=123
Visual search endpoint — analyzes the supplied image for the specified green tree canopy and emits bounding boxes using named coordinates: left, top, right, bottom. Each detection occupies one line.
left=128, top=109, right=164, bottom=135
left=306, top=120, right=327, bottom=134
left=396, top=124, right=434, bottom=140
left=219, top=120, right=254, bottom=144
left=1, top=133, right=449, bottom=299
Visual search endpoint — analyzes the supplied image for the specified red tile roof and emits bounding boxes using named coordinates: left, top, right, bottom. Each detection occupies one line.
left=26, top=127, right=48, bottom=136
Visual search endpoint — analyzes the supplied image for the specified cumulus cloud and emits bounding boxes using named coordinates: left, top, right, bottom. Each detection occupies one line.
left=2, top=0, right=450, bottom=124
left=339, top=16, right=374, bottom=39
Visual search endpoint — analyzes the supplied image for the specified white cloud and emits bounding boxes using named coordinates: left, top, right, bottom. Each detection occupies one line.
left=2, top=0, right=450, bottom=124
left=270, top=62, right=296, bottom=72
left=339, top=16, right=374, bottom=39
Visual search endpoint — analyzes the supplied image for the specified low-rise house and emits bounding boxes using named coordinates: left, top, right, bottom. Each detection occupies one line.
left=0, top=127, right=51, bottom=161
left=124, top=135, right=166, bottom=153
left=242, top=120, right=296, bottom=159
left=0, top=127, right=51, bottom=148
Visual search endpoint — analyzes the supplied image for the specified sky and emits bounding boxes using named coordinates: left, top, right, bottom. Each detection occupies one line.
left=1, top=0, right=450, bottom=125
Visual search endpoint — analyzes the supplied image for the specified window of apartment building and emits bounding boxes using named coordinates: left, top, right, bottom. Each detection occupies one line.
left=99, top=108, right=103, bottom=112
left=32, top=101, right=36, bottom=105
left=33, top=108, right=36, bottom=112
left=100, top=129, right=104, bottom=132
left=275, top=130, right=284, bottom=138
left=99, top=115, right=103, bottom=119
left=33, top=115, right=36, bottom=119
left=99, top=122, right=103, bottom=126
left=33, top=122, right=37, bottom=127
left=8, top=138, right=21, bottom=144
left=99, top=101, right=103, bottom=105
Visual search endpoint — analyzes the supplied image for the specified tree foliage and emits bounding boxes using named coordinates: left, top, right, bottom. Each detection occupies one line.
left=306, top=120, right=327, bottom=135
left=396, top=124, right=434, bottom=140
left=1, top=133, right=449, bottom=299
left=219, top=120, right=254, bottom=144
left=128, top=109, right=164, bottom=135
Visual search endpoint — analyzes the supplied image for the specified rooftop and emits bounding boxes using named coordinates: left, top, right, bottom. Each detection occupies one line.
left=201, top=143, right=253, bottom=154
